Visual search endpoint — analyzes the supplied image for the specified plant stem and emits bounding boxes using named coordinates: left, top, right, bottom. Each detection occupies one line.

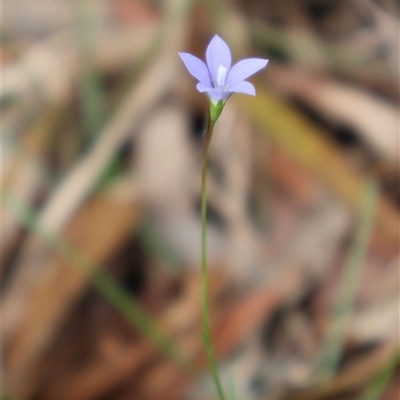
left=201, top=116, right=227, bottom=400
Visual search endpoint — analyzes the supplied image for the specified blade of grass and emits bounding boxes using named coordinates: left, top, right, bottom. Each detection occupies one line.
left=75, top=0, right=106, bottom=140
left=3, top=190, right=197, bottom=375
left=315, top=179, right=379, bottom=381
left=236, top=87, right=399, bottom=246
left=357, top=352, right=399, bottom=400
left=228, top=369, right=238, bottom=400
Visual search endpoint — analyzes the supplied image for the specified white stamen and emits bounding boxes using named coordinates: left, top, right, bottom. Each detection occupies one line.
left=216, top=65, right=227, bottom=86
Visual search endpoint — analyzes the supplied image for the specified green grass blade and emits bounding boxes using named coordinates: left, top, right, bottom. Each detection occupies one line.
left=358, top=353, right=399, bottom=400
left=3, top=190, right=197, bottom=375
left=75, top=0, right=106, bottom=140
left=316, top=179, right=379, bottom=381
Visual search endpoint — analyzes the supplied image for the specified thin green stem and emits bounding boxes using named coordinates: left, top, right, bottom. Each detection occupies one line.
left=201, top=117, right=227, bottom=400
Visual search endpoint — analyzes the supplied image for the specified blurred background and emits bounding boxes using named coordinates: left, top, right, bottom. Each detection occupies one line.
left=1, top=0, right=399, bottom=399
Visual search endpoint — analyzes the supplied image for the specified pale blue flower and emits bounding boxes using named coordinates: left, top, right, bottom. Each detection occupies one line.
left=179, top=35, right=268, bottom=105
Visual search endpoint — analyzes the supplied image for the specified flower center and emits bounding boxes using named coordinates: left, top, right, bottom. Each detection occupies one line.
left=216, top=65, right=227, bottom=86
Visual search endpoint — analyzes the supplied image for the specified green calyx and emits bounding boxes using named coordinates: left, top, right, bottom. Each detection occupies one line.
left=209, top=100, right=226, bottom=123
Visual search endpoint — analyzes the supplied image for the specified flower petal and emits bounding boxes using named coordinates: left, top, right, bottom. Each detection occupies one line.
left=206, top=35, right=232, bottom=87
left=196, top=82, right=213, bottom=92
left=203, top=88, right=230, bottom=102
left=179, top=52, right=211, bottom=86
left=226, top=58, right=268, bottom=85
left=197, top=83, right=227, bottom=102
left=227, top=81, right=256, bottom=96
